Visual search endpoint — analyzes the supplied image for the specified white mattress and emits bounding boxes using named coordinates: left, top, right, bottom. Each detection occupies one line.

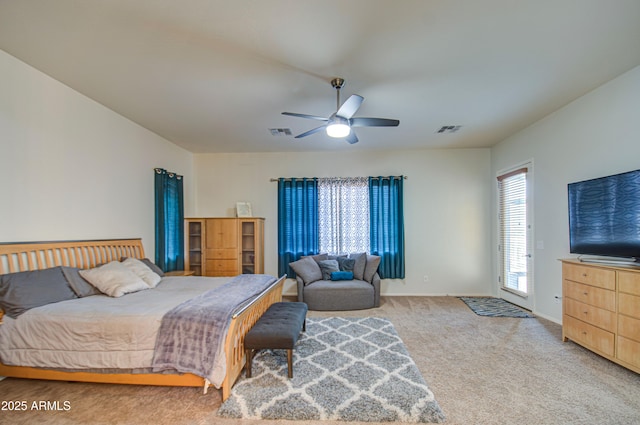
left=0, top=276, right=229, bottom=370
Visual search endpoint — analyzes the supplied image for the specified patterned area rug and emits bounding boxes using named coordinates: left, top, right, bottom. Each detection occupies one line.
left=218, top=317, right=445, bottom=423
left=458, top=297, right=534, bottom=318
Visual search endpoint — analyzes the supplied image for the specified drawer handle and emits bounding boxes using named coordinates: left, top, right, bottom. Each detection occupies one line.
left=582, top=273, right=588, bottom=277
left=583, top=311, right=588, bottom=315
left=583, top=292, right=588, bottom=296
left=582, top=331, right=587, bottom=335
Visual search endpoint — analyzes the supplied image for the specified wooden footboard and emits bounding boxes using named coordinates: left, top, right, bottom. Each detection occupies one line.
left=221, top=275, right=284, bottom=400
left=0, top=238, right=284, bottom=401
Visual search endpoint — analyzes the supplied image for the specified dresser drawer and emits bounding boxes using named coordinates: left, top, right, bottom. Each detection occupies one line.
left=206, top=259, right=238, bottom=272
left=206, top=270, right=238, bottom=277
left=619, top=293, right=640, bottom=320
left=564, top=298, right=616, bottom=332
left=562, top=263, right=615, bottom=290
left=618, top=310, right=640, bottom=341
left=563, top=315, right=615, bottom=357
left=619, top=271, right=640, bottom=296
left=564, top=280, right=616, bottom=311
left=206, top=249, right=237, bottom=260
left=617, top=336, right=640, bottom=369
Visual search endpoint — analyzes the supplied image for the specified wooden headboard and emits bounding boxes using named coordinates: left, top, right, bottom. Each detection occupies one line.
left=0, top=239, right=145, bottom=275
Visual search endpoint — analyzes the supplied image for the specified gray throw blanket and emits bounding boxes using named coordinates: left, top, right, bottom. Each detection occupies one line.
left=151, top=274, right=277, bottom=388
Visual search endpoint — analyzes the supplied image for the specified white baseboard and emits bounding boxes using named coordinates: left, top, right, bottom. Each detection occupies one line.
left=531, top=310, right=562, bottom=325
left=283, top=292, right=564, bottom=324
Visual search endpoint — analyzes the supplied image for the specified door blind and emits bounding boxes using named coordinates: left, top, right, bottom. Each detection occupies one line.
left=498, top=167, right=528, bottom=292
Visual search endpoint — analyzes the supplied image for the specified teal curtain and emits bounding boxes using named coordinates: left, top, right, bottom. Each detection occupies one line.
left=278, top=178, right=319, bottom=277
left=369, top=176, right=405, bottom=279
left=154, top=168, right=184, bottom=272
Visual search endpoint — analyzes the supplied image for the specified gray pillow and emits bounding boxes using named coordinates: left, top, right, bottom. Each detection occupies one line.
left=140, top=258, right=165, bottom=277
left=61, top=266, right=103, bottom=297
left=327, top=254, right=347, bottom=261
left=337, top=257, right=355, bottom=273
left=120, top=257, right=165, bottom=277
left=350, top=252, right=367, bottom=280
left=364, top=255, right=381, bottom=283
left=318, top=260, right=340, bottom=280
left=289, top=256, right=323, bottom=285
left=303, top=253, right=328, bottom=263
left=0, top=267, right=78, bottom=318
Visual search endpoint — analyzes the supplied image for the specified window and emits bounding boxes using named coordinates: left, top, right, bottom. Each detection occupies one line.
left=278, top=176, right=404, bottom=279
left=498, top=167, right=530, bottom=294
left=318, top=177, right=370, bottom=255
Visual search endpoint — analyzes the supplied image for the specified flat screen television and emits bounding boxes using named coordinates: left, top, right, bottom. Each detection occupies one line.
left=568, top=169, right=640, bottom=262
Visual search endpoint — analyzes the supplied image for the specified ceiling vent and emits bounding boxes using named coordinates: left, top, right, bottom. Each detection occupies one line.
left=269, top=128, right=292, bottom=136
left=436, top=125, right=462, bottom=133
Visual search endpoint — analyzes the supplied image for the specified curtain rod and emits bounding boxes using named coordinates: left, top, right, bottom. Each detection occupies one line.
left=270, top=176, right=407, bottom=182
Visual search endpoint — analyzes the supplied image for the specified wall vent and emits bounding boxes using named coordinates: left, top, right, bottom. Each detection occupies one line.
left=436, top=125, right=462, bottom=133
left=269, top=128, right=292, bottom=136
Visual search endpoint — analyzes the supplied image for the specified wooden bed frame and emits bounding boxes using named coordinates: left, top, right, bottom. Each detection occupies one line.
left=0, top=238, right=284, bottom=401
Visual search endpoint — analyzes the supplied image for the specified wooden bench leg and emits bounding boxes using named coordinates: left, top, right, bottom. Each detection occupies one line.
left=287, top=349, right=293, bottom=378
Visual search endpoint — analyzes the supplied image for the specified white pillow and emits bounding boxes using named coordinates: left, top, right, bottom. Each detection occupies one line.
left=121, top=257, right=162, bottom=288
left=79, top=261, right=149, bottom=297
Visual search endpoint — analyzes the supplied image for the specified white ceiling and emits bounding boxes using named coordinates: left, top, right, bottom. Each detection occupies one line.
left=1, top=0, right=639, bottom=153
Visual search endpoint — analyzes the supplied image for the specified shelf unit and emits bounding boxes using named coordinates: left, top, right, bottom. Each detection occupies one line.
left=184, top=217, right=264, bottom=277
left=185, top=219, right=205, bottom=276
left=241, top=220, right=258, bottom=274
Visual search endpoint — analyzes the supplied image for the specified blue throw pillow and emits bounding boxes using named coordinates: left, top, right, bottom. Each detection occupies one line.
left=330, top=271, right=354, bottom=281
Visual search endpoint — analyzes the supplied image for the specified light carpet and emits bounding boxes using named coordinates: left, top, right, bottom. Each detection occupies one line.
left=218, top=316, right=445, bottom=423
left=458, top=296, right=534, bottom=318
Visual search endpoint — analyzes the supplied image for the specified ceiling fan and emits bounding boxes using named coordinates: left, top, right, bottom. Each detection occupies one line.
left=282, top=78, right=399, bottom=144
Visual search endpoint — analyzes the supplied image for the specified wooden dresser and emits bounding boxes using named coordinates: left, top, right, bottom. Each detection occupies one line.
left=561, top=260, right=640, bottom=374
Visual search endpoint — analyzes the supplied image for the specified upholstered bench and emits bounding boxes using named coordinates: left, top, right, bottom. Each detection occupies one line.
left=244, top=302, right=308, bottom=378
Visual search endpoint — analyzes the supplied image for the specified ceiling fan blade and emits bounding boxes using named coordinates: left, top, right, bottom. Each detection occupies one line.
left=282, top=112, right=328, bottom=121
left=344, top=130, right=359, bottom=144
left=350, top=117, right=400, bottom=127
left=336, top=94, right=364, bottom=119
left=294, top=125, right=326, bottom=138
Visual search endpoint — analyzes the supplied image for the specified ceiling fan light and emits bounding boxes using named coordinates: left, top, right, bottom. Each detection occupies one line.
left=326, top=123, right=351, bottom=138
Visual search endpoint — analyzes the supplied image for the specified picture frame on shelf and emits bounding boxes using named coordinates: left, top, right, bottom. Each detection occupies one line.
left=236, top=202, right=252, bottom=217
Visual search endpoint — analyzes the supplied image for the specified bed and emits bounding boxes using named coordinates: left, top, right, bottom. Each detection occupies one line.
left=0, top=238, right=284, bottom=401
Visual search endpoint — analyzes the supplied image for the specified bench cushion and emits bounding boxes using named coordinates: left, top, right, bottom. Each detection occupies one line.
left=245, top=302, right=308, bottom=349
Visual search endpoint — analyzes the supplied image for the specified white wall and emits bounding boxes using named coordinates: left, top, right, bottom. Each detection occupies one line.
left=491, top=65, right=640, bottom=323
left=10, top=44, right=635, bottom=321
left=194, top=148, right=493, bottom=296
left=0, top=50, right=194, bottom=256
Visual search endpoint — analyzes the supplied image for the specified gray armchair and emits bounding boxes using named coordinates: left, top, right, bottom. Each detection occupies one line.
left=290, top=253, right=381, bottom=311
